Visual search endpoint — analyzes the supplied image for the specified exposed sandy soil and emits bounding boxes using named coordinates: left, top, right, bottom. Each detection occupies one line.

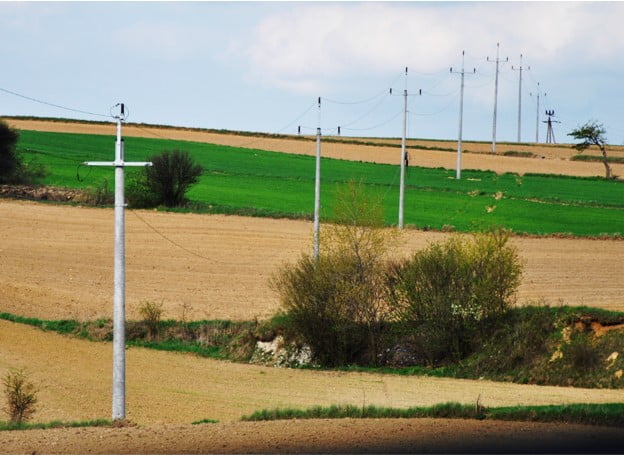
left=3, top=419, right=624, bottom=454
left=6, top=118, right=624, bottom=178
left=1, top=200, right=623, bottom=321
left=2, top=321, right=624, bottom=454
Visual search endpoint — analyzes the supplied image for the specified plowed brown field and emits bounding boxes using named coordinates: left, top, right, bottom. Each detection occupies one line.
left=1, top=200, right=623, bottom=321
left=6, top=118, right=624, bottom=178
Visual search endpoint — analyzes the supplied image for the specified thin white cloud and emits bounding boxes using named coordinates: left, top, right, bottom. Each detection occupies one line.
left=232, top=2, right=624, bottom=95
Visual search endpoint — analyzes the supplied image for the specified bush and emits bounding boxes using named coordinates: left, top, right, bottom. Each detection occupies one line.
left=387, top=230, right=523, bottom=364
left=138, top=301, right=164, bottom=340
left=272, top=181, right=397, bottom=367
left=0, top=121, right=46, bottom=184
left=140, top=149, right=203, bottom=207
left=3, top=369, right=38, bottom=424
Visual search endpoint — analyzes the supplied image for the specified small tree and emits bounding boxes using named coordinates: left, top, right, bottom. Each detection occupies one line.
left=0, top=120, right=22, bottom=184
left=568, top=121, right=614, bottom=179
left=0, top=120, right=46, bottom=184
left=3, top=368, right=38, bottom=424
left=139, top=149, right=203, bottom=207
left=272, top=180, right=398, bottom=366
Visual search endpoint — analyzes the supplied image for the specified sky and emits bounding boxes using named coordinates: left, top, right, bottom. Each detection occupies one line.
left=1, top=1, right=623, bottom=144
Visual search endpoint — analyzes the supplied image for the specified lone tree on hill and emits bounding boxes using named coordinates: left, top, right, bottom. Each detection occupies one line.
left=568, top=121, right=615, bottom=179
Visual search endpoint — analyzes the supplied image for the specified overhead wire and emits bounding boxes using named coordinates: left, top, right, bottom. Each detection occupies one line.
left=0, top=86, right=110, bottom=119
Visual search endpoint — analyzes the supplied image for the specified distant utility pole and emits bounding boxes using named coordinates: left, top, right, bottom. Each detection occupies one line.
left=450, top=51, right=475, bottom=180
left=530, top=83, right=546, bottom=143
left=84, top=103, right=152, bottom=421
left=544, top=109, right=560, bottom=144
left=391, top=67, right=420, bottom=229
left=487, top=43, right=508, bottom=154
left=313, top=96, right=321, bottom=262
left=512, top=54, right=530, bottom=142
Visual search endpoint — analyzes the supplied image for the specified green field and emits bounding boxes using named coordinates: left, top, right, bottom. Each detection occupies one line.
left=15, top=129, right=624, bottom=236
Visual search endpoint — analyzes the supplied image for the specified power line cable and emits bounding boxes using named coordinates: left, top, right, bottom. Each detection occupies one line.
left=339, top=93, right=390, bottom=128
left=342, top=109, right=403, bottom=132
left=129, top=209, right=225, bottom=264
left=0, top=86, right=110, bottom=118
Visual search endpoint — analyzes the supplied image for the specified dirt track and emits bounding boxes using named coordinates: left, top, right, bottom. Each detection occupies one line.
left=6, top=118, right=624, bottom=178
left=1, top=200, right=623, bottom=321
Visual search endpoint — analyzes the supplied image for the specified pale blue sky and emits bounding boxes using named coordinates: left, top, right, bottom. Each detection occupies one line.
left=1, top=1, right=623, bottom=144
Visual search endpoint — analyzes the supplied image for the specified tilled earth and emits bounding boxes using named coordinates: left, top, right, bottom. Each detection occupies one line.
left=1, top=200, right=622, bottom=322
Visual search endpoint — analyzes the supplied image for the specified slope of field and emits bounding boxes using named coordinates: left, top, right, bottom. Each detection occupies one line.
left=2, top=320, right=623, bottom=426
left=12, top=129, right=624, bottom=236
left=1, top=200, right=623, bottom=322
left=6, top=117, right=624, bottom=178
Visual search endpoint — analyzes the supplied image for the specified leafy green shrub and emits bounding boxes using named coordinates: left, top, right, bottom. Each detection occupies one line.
left=3, top=369, right=38, bottom=424
left=387, top=230, right=523, bottom=364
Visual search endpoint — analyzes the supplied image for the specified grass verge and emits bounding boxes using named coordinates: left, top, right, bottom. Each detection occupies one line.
left=0, top=419, right=111, bottom=431
left=241, top=402, right=624, bottom=427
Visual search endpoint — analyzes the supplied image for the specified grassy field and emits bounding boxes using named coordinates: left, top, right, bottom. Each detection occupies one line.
left=16, top=129, right=624, bottom=236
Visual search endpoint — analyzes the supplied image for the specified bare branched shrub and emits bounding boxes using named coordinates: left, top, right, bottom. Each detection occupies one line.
left=3, top=368, right=38, bottom=424
left=138, top=300, right=164, bottom=340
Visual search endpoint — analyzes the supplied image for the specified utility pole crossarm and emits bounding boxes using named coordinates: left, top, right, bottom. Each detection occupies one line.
left=84, top=161, right=153, bottom=167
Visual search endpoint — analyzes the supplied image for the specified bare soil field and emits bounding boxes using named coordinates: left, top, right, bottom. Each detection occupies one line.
left=1, top=200, right=623, bottom=322
left=6, top=118, right=624, bottom=178
left=2, top=320, right=624, bottom=453
left=3, top=418, right=624, bottom=454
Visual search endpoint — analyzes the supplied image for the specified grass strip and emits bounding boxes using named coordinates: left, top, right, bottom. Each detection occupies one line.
left=241, top=402, right=624, bottom=427
left=0, top=419, right=111, bottom=431
left=191, top=418, right=219, bottom=425
left=571, top=155, right=624, bottom=164
left=0, top=312, right=79, bottom=335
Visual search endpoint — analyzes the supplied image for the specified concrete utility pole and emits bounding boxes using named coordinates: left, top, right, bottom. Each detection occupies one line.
left=399, top=67, right=408, bottom=230
left=392, top=67, right=421, bottom=229
left=530, top=83, right=546, bottom=143
left=450, top=51, right=475, bottom=180
left=313, top=96, right=321, bottom=262
left=84, top=103, right=152, bottom=421
left=487, top=43, right=508, bottom=154
left=512, top=54, right=530, bottom=142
